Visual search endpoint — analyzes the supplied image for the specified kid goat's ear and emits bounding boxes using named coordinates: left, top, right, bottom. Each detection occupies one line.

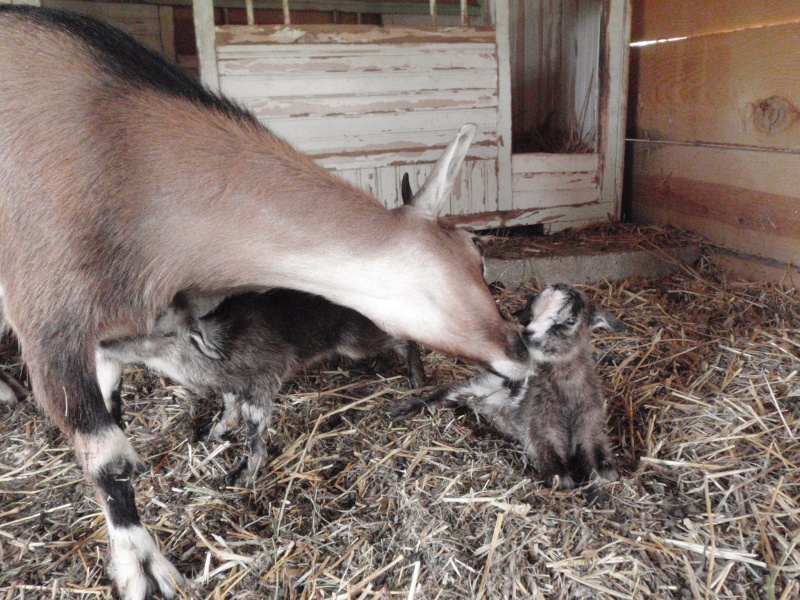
left=589, top=306, right=631, bottom=333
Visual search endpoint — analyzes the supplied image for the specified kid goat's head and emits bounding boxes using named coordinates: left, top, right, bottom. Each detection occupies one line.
left=518, top=284, right=630, bottom=364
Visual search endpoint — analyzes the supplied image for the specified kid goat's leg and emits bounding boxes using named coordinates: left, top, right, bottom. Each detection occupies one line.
left=22, top=332, right=183, bottom=600
left=227, top=391, right=274, bottom=486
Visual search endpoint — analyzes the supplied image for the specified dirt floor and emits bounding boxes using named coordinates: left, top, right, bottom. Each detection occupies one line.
left=1, top=226, right=799, bottom=599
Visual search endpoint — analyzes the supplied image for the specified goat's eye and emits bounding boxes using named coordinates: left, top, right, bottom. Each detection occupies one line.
left=564, top=317, right=577, bottom=326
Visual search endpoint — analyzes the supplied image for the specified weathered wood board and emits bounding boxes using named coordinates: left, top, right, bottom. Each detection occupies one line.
left=628, top=1, right=800, bottom=269
left=631, top=0, right=800, bottom=42
left=212, top=24, right=502, bottom=216
left=629, top=142, right=800, bottom=266
left=191, top=0, right=629, bottom=230
left=631, top=22, right=800, bottom=151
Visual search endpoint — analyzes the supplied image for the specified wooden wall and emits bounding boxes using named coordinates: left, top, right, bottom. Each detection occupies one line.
left=212, top=25, right=502, bottom=215
left=628, top=0, right=800, bottom=267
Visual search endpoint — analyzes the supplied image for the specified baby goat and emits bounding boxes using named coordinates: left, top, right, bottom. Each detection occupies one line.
left=98, top=289, right=424, bottom=484
left=416, top=284, right=628, bottom=489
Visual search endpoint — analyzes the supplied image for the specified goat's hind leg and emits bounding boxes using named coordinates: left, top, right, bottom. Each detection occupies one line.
left=24, top=340, right=183, bottom=600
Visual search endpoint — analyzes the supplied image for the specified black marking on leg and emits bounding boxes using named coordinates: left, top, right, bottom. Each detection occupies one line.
left=565, top=443, right=593, bottom=486
left=110, top=379, right=123, bottom=429
left=96, top=458, right=141, bottom=528
left=593, top=443, right=617, bottom=481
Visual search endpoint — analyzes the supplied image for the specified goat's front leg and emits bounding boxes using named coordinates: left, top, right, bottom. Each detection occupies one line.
left=24, top=339, right=183, bottom=599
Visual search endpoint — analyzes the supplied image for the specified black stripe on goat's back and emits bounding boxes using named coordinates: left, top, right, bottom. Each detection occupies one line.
left=0, top=4, right=257, bottom=126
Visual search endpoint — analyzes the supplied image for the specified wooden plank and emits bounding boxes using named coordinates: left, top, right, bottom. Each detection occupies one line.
left=334, top=159, right=495, bottom=216
left=512, top=171, right=598, bottom=193
left=512, top=152, right=598, bottom=174
left=158, top=5, right=175, bottom=62
left=495, top=0, right=513, bottom=211
left=216, top=24, right=496, bottom=46
left=316, top=143, right=495, bottom=170
left=598, top=0, right=630, bottom=222
left=631, top=22, right=800, bottom=151
left=216, top=43, right=497, bottom=73
left=629, top=141, right=800, bottom=265
left=258, top=110, right=498, bottom=149
left=631, top=0, right=800, bottom=43
left=241, top=90, right=497, bottom=120
left=219, top=69, right=498, bottom=99
left=442, top=200, right=614, bottom=230
left=192, top=0, right=219, bottom=90
left=509, top=187, right=598, bottom=210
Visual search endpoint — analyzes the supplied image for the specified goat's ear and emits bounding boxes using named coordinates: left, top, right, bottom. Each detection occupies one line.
left=411, top=123, right=476, bottom=216
left=189, top=321, right=228, bottom=360
left=589, top=306, right=631, bottom=333
left=401, top=173, right=413, bottom=205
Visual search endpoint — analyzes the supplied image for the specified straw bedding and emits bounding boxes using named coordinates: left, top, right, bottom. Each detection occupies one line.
left=1, top=226, right=798, bottom=599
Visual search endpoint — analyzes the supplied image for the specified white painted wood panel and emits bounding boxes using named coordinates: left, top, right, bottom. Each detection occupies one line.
left=334, top=159, right=497, bottom=213
left=210, top=23, right=502, bottom=216
left=242, top=90, right=497, bottom=120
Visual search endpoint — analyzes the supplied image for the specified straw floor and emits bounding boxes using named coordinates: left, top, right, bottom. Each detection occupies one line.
left=1, top=226, right=799, bottom=599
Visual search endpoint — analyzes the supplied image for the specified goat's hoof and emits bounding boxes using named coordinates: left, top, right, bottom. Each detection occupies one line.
left=109, top=525, right=184, bottom=600
left=543, top=471, right=576, bottom=490
left=388, top=397, right=429, bottom=419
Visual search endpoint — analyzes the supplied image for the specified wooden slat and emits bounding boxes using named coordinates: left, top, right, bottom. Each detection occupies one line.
left=217, top=43, right=497, bottom=72
left=631, top=0, right=800, bottom=43
left=192, top=0, right=219, bottom=90
left=629, top=141, right=800, bottom=266
left=494, top=0, right=512, bottom=211
left=261, top=110, right=498, bottom=146
left=631, top=22, right=800, bottom=151
left=219, top=69, right=498, bottom=99
left=512, top=171, right=597, bottom=193
left=334, top=159, right=497, bottom=216
left=598, top=0, right=631, bottom=221
left=442, top=200, right=614, bottom=230
left=512, top=152, right=598, bottom=174
left=509, top=187, right=598, bottom=210
left=215, top=24, right=496, bottom=46
left=242, top=90, right=497, bottom=120
left=43, top=0, right=163, bottom=51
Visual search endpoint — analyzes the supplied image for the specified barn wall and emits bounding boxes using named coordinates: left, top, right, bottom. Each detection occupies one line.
left=628, top=0, right=800, bottom=267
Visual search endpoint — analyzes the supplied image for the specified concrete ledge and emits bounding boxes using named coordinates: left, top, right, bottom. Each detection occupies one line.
left=485, top=243, right=703, bottom=289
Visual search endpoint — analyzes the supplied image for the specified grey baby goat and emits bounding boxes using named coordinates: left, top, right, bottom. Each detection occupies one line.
left=410, top=284, right=629, bottom=489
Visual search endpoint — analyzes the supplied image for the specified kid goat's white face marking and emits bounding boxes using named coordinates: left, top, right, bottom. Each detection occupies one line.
left=526, top=287, right=570, bottom=343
